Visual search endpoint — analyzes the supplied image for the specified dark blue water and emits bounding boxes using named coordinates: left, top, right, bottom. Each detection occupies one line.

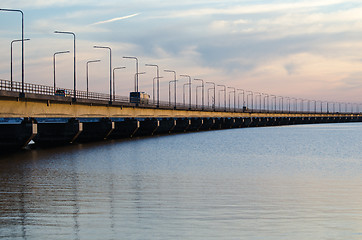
left=1, top=123, right=362, bottom=239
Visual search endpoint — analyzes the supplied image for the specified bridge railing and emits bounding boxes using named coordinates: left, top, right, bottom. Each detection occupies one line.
left=1, top=79, right=360, bottom=114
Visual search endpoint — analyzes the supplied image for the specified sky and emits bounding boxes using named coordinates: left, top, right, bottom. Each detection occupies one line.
left=1, top=0, right=362, bottom=105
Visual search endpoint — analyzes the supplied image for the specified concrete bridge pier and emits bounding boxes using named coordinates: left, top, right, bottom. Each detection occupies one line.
left=134, top=118, right=160, bottom=136
left=222, top=118, right=236, bottom=128
left=241, top=118, right=252, bottom=128
left=76, top=118, right=115, bottom=142
left=0, top=118, right=37, bottom=151
left=249, top=117, right=261, bottom=127
left=199, top=118, right=214, bottom=131
left=211, top=118, right=225, bottom=129
left=109, top=118, right=140, bottom=139
left=153, top=118, right=176, bottom=134
left=233, top=118, right=243, bottom=128
left=33, top=118, right=83, bottom=146
left=172, top=118, right=191, bottom=132
left=188, top=118, right=204, bottom=131
left=271, top=117, right=282, bottom=126
left=279, top=117, right=290, bottom=126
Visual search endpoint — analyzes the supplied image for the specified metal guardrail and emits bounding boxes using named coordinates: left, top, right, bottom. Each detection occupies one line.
left=0, top=78, right=360, bottom=114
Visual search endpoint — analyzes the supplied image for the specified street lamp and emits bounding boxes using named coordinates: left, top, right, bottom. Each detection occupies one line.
left=53, top=50, right=70, bottom=92
left=94, top=46, right=112, bottom=103
left=254, top=92, right=261, bottom=112
left=168, top=79, right=178, bottom=107
left=1, top=8, right=25, bottom=97
left=270, top=95, right=277, bottom=112
left=86, top=60, right=101, bottom=98
left=278, top=96, right=284, bottom=113
left=180, top=75, right=192, bottom=109
left=165, top=70, right=177, bottom=108
left=194, top=78, right=204, bottom=110
left=54, top=31, right=76, bottom=101
left=228, top=87, right=236, bottom=112
left=237, top=89, right=245, bottom=111
left=135, top=72, right=146, bottom=93
left=286, top=97, right=291, bottom=113
left=152, top=76, right=163, bottom=105
left=112, top=66, right=126, bottom=101
left=217, top=85, right=226, bottom=111
left=11, top=38, right=30, bottom=90
left=183, top=83, right=191, bottom=107
left=206, top=82, right=216, bottom=110
left=123, top=56, right=139, bottom=92
left=196, top=85, right=203, bottom=109
left=262, top=93, right=269, bottom=112
left=246, top=91, right=253, bottom=112
left=145, top=64, right=160, bottom=107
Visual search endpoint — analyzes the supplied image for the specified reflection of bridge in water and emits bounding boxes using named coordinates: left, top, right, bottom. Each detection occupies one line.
left=1, top=79, right=361, bottom=151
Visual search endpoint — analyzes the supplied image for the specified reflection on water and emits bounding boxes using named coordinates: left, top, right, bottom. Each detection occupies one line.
left=1, top=123, right=362, bottom=239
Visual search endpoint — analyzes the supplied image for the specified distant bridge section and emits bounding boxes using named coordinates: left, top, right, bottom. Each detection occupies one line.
left=0, top=79, right=361, bottom=151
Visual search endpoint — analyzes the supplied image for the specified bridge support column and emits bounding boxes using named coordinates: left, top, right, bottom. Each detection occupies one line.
left=152, top=118, right=177, bottom=135
left=172, top=118, right=191, bottom=132
left=33, top=118, right=83, bottom=146
left=134, top=118, right=160, bottom=136
left=76, top=118, right=115, bottom=142
left=189, top=118, right=204, bottom=131
left=241, top=118, right=252, bottom=127
left=199, top=118, right=214, bottom=131
left=0, top=118, right=37, bottom=151
left=109, top=118, right=140, bottom=139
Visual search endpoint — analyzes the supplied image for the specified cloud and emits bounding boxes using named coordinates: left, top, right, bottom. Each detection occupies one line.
left=91, top=13, right=140, bottom=26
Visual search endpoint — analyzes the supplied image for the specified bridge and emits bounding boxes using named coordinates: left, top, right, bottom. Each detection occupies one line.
left=1, top=8, right=361, bottom=151
left=1, top=78, right=361, bottom=151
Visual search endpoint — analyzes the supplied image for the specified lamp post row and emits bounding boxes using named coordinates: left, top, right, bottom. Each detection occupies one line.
left=1, top=8, right=361, bottom=113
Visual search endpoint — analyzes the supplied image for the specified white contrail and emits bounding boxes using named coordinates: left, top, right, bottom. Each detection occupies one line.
left=91, top=13, right=140, bottom=25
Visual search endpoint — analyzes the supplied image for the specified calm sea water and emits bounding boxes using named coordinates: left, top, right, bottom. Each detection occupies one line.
left=1, top=123, right=362, bottom=240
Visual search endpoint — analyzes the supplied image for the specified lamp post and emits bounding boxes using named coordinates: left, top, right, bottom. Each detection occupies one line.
left=152, top=76, right=163, bottom=105
left=145, top=64, right=160, bottom=107
left=112, top=66, right=126, bottom=101
left=217, top=85, right=226, bottom=111
left=254, top=92, right=261, bottom=112
left=196, top=85, right=203, bottom=109
left=290, top=98, right=298, bottom=112
left=237, top=89, right=245, bottom=111
left=1, top=8, right=25, bottom=97
left=270, top=95, right=277, bottom=112
left=134, top=72, right=146, bottom=92
left=286, top=97, right=291, bottom=113
left=86, top=60, right=101, bottom=98
left=262, top=93, right=269, bottom=112
left=246, top=91, right=253, bottom=112
left=123, top=56, right=139, bottom=92
left=228, top=87, right=236, bottom=112
left=180, top=75, right=191, bottom=109
left=312, top=100, right=317, bottom=113
left=94, top=46, right=112, bottom=103
left=206, top=82, right=216, bottom=110
left=11, top=38, right=30, bottom=91
left=165, top=70, right=177, bottom=108
left=194, top=79, right=204, bottom=110
left=54, top=31, right=76, bottom=101
left=183, top=83, right=190, bottom=108
left=168, top=80, right=177, bottom=107
left=53, top=50, right=70, bottom=92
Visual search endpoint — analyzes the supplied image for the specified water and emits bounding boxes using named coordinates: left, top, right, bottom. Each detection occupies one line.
left=1, top=123, right=362, bottom=240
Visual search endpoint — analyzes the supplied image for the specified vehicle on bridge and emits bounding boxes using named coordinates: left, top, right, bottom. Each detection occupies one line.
left=55, top=89, right=70, bottom=97
left=130, top=92, right=150, bottom=104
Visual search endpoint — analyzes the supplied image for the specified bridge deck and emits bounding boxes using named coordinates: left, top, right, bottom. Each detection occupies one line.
left=1, top=89, right=361, bottom=151
left=0, top=90, right=358, bottom=119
